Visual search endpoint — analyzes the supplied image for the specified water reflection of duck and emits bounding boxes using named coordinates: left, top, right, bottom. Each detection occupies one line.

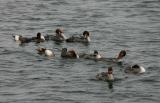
left=36, top=48, right=54, bottom=57
left=66, top=31, right=91, bottom=43
left=61, top=48, right=79, bottom=59
left=125, top=64, right=146, bottom=74
left=96, top=67, right=114, bottom=81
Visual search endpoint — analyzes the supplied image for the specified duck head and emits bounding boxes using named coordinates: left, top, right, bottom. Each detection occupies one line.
left=94, top=50, right=98, bottom=55
left=61, top=48, right=68, bottom=57
left=117, top=50, right=126, bottom=60
left=83, top=31, right=91, bottom=42
left=108, top=67, right=113, bottom=74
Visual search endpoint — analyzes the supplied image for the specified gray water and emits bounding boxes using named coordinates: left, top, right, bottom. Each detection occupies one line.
left=0, top=0, right=160, bottom=103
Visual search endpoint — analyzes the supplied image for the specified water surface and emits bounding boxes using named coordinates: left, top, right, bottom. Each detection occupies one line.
left=0, top=0, right=160, bottom=103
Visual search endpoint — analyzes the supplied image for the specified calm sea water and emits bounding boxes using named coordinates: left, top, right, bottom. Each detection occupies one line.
left=0, top=0, right=160, bottom=103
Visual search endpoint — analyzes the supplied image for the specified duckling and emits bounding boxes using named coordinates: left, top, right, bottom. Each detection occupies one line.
left=66, top=31, right=91, bottom=43
left=96, top=67, right=114, bottom=81
left=125, top=64, right=146, bottom=74
left=36, top=48, right=54, bottom=57
left=61, top=48, right=79, bottom=58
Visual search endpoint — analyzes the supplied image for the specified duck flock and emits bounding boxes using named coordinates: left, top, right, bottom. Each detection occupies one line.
left=13, top=28, right=146, bottom=83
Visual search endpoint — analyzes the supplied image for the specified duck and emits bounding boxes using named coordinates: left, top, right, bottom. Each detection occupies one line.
left=61, top=48, right=79, bottom=59
left=45, top=28, right=67, bottom=41
left=66, top=31, right=91, bottom=43
left=80, top=50, right=126, bottom=62
left=96, top=67, right=114, bottom=81
left=98, top=50, right=126, bottom=63
left=79, top=50, right=102, bottom=60
left=32, top=32, right=45, bottom=43
left=36, top=48, right=54, bottom=57
left=116, top=50, right=126, bottom=60
left=13, top=35, right=32, bottom=43
left=124, top=64, right=146, bottom=74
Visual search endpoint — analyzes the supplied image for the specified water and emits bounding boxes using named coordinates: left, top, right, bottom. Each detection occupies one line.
left=0, top=0, right=160, bottom=103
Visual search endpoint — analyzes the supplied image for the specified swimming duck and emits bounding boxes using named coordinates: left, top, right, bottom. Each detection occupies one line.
left=98, top=50, right=126, bottom=63
left=116, top=50, right=126, bottom=60
left=13, top=35, right=32, bottom=43
left=32, top=32, right=45, bottom=43
left=96, top=67, right=114, bottom=81
left=80, top=50, right=126, bottom=62
left=45, top=28, right=67, bottom=41
left=61, top=48, right=79, bottom=58
left=124, top=64, right=146, bottom=74
left=36, top=48, right=54, bottom=57
left=66, top=31, right=91, bottom=43
left=79, top=50, right=102, bottom=60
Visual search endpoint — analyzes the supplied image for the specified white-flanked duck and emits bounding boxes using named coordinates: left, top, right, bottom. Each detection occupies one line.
left=99, top=50, right=127, bottom=62
left=36, top=48, right=54, bottom=57
left=13, top=35, right=32, bottom=44
left=32, top=32, right=45, bottom=43
left=61, top=48, right=79, bottom=59
left=80, top=50, right=126, bottom=62
left=96, top=67, right=114, bottom=81
left=79, top=50, right=102, bottom=60
left=45, top=28, right=67, bottom=41
left=125, top=64, right=146, bottom=74
left=66, top=31, right=91, bottom=43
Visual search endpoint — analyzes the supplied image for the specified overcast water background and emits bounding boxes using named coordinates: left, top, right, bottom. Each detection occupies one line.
left=0, top=0, right=160, bottom=103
